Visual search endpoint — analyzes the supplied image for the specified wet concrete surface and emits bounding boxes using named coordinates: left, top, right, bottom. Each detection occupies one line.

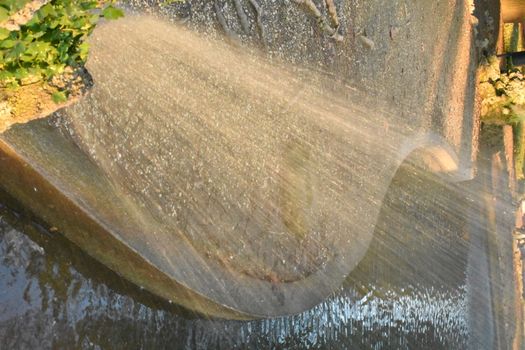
left=0, top=161, right=485, bottom=349
left=0, top=0, right=493, bottom=319
left=0, top=13, right=473, bottom=318
left=0, top=1, right=514, bottom=347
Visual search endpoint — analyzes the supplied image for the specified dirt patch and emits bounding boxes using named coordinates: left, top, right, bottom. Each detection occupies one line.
left=0, top=67, right=92, bottom=133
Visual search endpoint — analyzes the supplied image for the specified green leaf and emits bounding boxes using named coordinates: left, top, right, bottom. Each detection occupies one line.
left=52, top=91, right=67, bottom=103
left=14, top=67, right=28, bottom=79
left=39, top=3, right=56, bottom=18
left=25, top=13, right=40, bottom=26
left=102, top=6, right=124, bottom=20
left=7, top=42, right=25, bottom=59
left=78, top=42, right=89, bottom=61
left=0, top=7, right=8, bottom=23
left=31, top=31, right=45, bottom=39
left=0, top=39, right=16, bottom=49
left=14, top=0, right=27, bottom=11
left=80, top=1, right=99, bottom=11
left=0, top=28, right=10, bottom=40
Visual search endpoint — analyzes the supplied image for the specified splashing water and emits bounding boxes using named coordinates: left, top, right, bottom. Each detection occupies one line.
left=33, top=14, right=463, bottom=317
left=0, top=160, right=473, bottom=349
left=0, top=5, right=517, bottom=348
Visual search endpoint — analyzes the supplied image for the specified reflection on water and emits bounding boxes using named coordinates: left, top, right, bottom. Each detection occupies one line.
left=0, top=162, right=471, bottom=349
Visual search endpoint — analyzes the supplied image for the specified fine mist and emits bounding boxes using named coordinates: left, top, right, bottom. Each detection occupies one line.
left=48, top=15, right=462, bottom=317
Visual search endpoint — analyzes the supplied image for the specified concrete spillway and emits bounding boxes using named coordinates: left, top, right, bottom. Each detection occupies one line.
left=0, top=0, right=483, bottom=319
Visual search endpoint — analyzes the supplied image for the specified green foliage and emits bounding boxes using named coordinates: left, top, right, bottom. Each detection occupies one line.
left=102, top=5, right=124, bottom=20
left=0, top=0, right=124, bottom=87
left=51, top=90, right=66, bottom=102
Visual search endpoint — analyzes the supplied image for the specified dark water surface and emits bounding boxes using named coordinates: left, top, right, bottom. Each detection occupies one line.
left=0, top=164, right=475, bottom=349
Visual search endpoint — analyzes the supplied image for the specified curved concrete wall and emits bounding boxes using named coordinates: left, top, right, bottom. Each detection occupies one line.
left=0, top=0, right=485, bottom=318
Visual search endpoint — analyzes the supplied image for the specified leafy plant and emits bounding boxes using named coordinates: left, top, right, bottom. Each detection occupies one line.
left=0, top=0, right=123, bottom=87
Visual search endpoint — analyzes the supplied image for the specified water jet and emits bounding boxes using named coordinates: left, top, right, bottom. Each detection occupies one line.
left=0, top=0, right=488, bottom=319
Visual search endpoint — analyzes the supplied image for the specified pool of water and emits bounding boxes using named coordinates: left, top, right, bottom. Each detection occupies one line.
left=0, top=164, right=474, bottom=349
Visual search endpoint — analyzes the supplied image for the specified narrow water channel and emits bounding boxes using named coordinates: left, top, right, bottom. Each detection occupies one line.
left=0, top=162, right=472, bottom=349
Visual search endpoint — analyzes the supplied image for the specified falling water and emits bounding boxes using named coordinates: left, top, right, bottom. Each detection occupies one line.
left=46, top=14, right=426, bottom=317
left=0, top=5, right=517, bottom=349
left=0, top=161, right=472, bottom=349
